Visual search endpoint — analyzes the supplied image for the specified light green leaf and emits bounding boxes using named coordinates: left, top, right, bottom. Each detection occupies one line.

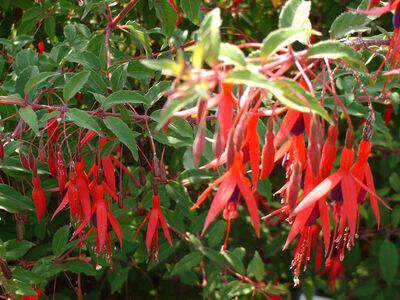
left=330, top=12, right=370, bottom=38
left=247, top=251, right=266, bottom=281
left=67, top=108, right=102, bottom=134
left=141, top=59, right=184, bottom=77
left=0, top=184, right=34, bottom=213
left=19, top=106, right=40, bottom=136
left=102, top=90, right=146, bottom=110
left=279, top=0, right=311, bottom=29
left=198, top=8, right=222, bottom=67
left=52, top=225, right=70, bottom=257
left=224, top=70, right=332, bottom=123
left=103, top=116, right=138, bottom=160
left=307, top=40, right=367, bottom=73
left=63, top=70, right=90, bottom=101
left=261, top=28, right=313, bottom=60
left=24, top=72, right=57, bottom=96
left=379, top=240, right=399, bottom=284
left=219, top=43, right=246, bottom=66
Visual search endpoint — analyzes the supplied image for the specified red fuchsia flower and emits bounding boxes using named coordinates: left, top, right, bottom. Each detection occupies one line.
left=72, top=169, right=122, bottom=254
left=52, top=160, right=92, bottom=223
left=274, top=109, right=309, bottom=170
left=222, top=188, right=239, bottom=250
left=217, top=83, right=236, bottom=150
left=243, top=113, right=260, bottom=187
left=0, top=135, right=4, bottom=160
left=384, top=103, right=394, bottom=126
left=291, top=128, right=385, bottom=257
left=357, top=0, right=400, bottom=15
left=56, top=146, right=67, bottom=193
left=47, top=145, right=57, bottom=177
left=134, top=194, right=172, bottom=259
left=191, top=151, right=260, bottom=237
left=31, top=161, right=46, bottom=223
left=260, top=118, right=276, bottom=179
left=46, top=115, right=59, bottom=144
left=37, top=41, right=44, bottom=55
left=18, top=288, right=42, bottom=300
left=322, top=253, right=344, bottom=290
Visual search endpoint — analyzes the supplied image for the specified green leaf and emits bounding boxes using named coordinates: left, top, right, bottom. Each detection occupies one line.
left=13, top=49, right=38, bottom=75
left=108, top=266, right=130, bottom=294
left=5, top=240, right=35, bottom=260
left=63, top=71, right=90, bottom=101
left=391, top=206, right=400, bottom=228
left=0, top=184, right=34, bottom=213
left=221, top=250, right=246, bottom=275
left=52, top=225, right=70, bottom=257
left=103, top=116, right=138, bottom=160
left=307, top=40, right=367, bottom=73
left=224, top=70, right=332, bottom=123
left=111, top=63, right=128, bottom=92
left=228, top=282, right=254, bottom=297
left=219, top=43, right=246, bottom=66
left=141, top=59, right=184, bottom=77
left=279, top=0, right=311, bottom=29
left=124, top=21, right=152, bottom=57
left=330, top=12, right=370, bottom=38
left=247, top=251, right=266, bottom=281
left=379, top=240, right=399, bottom=285
left=24, top=72, right=57, bottom=96
left=44, top=16, right=56, bottom=37
left=389, top=173, right=400, bottom=193
left=171, top=251, right=203, bottom=275
left=19, top=106, right=40, bottom=136
left=155, top=0, right=177, bottom=36
left=62, top=260, right=97, bottom=276
left=102, top=90, right=146, bottom=110
left=145, top=81, right=172, bottom=106
left=198, top=8, right=222, bottom=67
left=181, top=0, right=201, bottom=25
left=261, top=28, right=313, bottom=60
left=155, top=92, right=198, bottom=130
left=67, top=108, right=102, bottom=134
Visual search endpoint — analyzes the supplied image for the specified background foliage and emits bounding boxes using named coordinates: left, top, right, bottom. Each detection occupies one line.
left=0, top=0, right=399, bottom=299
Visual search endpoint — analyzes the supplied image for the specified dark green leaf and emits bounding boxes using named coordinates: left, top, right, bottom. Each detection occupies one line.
left=19, top=106, right=40, bottom=136
left=379, top=240, right=399, bottom=284
left=103, top=116, right=138, bottom=160
left=247, top=251, right=266, bottom=281
left=52, top=225, right=69, bottom=257
left=171, top=251, right=203, bottom=275
left=5, top=240, right=35, bottom=260
left=102, top=90, right=146, bottom=110
left=63, top=71, right=90, bottom=101
left=67, top=108, right=102, bottom=134
left=0, top=184, right=34, bottom=213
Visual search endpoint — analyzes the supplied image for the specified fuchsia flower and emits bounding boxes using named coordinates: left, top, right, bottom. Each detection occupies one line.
left=191, top=151, right=260, bottom=237
left=134, top=194, right=172, bottom=259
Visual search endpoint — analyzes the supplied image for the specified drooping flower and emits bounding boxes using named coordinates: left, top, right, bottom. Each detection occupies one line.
left=191, top=151, right=260, bottom=237
left=72, top=170, right=122, bottom=254
left=134, top=194, right=172, bottom=259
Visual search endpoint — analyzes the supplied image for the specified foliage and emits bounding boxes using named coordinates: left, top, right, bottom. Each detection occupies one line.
left=0, top=0, right=399, bottom=299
